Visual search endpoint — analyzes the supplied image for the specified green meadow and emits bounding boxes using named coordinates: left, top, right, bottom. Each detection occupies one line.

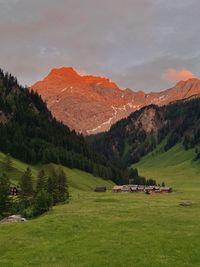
left=0, top=152, right=114, bottom=192
left=134, top=143, right=200, bottom=191
left=0, top=145, right=200, bottom=267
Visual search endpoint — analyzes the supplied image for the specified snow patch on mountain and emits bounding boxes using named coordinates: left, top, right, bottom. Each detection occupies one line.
left=61, top=87, right=68, bottom=92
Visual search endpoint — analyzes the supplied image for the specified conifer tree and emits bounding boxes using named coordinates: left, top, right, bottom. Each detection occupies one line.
left=161, top=182, right=165, bottom=187
left=0, top=173, right=10, bottom=214
left=57, top=169, right=69, bottom=202
left=47, top=174, right=58, bottom=204
left=20, top=167, right=33, bottom=197
left=36, top=169, right=46, bottom=194
left=34, top=190, right=52, bottom=215
left=47, top=167, right=69, bottom=204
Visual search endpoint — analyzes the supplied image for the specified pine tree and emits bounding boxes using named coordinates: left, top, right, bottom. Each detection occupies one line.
left=34, top=190, right=52, bottom=215
left=36, top=169, right=46, bottom=194
left=20, top=167, right=33, bottom=197
left=57, top=169, right=69, bottom=202
left=0, top=173, right=10, bottom=214
left=129, top=168, right=139, bottom=180
left=47, top=168, right=69, bottom=204
left=47, top=175, right=58, bottom=204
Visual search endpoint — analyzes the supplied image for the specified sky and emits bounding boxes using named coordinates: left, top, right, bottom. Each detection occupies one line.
left=0, top=0, right=200, bottom=91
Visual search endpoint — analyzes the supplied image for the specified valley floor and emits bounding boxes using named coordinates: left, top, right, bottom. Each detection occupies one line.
left=0, top=191, right=200, bottom=267
left=0, top=145, right=200, bottom=267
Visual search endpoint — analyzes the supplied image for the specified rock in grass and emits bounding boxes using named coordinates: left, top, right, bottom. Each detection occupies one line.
left=0, top=214, right=27, bottom=224
left=179, top=201, right=192, bottom=207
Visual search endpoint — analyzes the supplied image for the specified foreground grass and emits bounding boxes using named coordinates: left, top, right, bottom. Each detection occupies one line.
left=0, top=146, right=200, bottom=267
left=0, top=191, right=200, bottom=267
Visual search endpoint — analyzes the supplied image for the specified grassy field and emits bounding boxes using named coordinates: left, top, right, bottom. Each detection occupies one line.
left=0, top=146, right=200, bottom=267
left=0, top=152, right=114, bottom=192
left=133, top=143, right=200, bottom=191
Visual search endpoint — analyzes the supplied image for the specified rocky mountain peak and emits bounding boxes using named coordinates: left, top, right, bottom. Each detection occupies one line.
left=83, top=75, right=119, bottom=91
left=175, top=78, right=200, bottom=88
left=48, top=67, right=79, bottom=78
left=31, top=68, right=200, bottom=135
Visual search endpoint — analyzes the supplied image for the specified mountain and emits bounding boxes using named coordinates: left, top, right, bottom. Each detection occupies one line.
left=31, top=67, right=132, bottom=134
left=0, top=69, right=121, bottom=182
left=88, top=96, right=200, bottom=168
left=31, top=67, right=200, bottom=134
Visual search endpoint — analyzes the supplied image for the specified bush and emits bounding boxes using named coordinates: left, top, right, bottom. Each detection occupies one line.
left=9, top=197, right=21, bottom=214
left=34, top=190, right=52, bottom=216
left=22, top=207, right=35, bottom=219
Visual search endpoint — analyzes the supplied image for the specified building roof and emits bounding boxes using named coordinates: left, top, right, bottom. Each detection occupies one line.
left=112, top=186, right=123, bottom=190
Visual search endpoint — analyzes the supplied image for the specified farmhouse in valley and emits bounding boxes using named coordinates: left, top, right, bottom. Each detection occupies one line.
left=112, top=185, right=172, bottom=193
left=112, top=186, right=124, bottom=192
left=10, top=187, right=18, bottom=196
left=94, top=186, right=107, bottom=192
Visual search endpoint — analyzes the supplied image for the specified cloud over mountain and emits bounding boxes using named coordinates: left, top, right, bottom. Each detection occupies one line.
left=161, top=68, right=195, bottom=83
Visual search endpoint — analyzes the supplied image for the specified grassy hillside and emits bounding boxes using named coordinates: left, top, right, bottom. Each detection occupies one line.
left=0, top=152, right=114, bottom=192
left=0, top=147, right=200, bottom=267
left=133, top=143, right=200, bottom=191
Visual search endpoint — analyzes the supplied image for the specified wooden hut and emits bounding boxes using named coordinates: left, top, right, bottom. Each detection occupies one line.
left=130, top=186, right=138, bottom=192
left=121, top=185, right=130, bottom=192
left=10, top=187, right=18, bottom=196
left=137, top=185, right=145, bottom=192
left=94, top=186, right=106, bottom=192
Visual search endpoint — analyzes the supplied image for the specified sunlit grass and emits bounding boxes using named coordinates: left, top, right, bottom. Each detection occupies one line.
left=0, top=146, right=200, bottom=267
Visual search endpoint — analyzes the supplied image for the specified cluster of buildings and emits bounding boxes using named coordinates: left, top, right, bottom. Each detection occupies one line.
left=94, top=185, right=172, bottom=193
left=112, top=185, right=172, bottom=193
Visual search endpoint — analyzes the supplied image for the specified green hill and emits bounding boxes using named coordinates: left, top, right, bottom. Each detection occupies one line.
left=132, top=143, right=200, bottom=191
left=0, top=152, right=114, bottom=193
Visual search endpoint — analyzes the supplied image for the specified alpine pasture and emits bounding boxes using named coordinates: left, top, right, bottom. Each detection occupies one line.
left=0, top=146, right=200, bottom=267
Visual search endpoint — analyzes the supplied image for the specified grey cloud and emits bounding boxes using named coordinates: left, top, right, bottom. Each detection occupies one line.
left=0, top=0, right=199, bottom=91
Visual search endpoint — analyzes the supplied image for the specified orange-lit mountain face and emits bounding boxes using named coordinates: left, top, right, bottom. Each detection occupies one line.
left=31, top=68, right=200, bottom=135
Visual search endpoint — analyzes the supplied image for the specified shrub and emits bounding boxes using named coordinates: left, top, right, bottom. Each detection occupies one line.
left=34, top=190, right=52, bottom=216
left=22, top=207, right=35, bottom=219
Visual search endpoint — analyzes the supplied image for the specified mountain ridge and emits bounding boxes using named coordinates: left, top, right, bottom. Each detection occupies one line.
left=88, top=96, right=200, bottom=168
left=31, top=67, right=200, bottom=134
